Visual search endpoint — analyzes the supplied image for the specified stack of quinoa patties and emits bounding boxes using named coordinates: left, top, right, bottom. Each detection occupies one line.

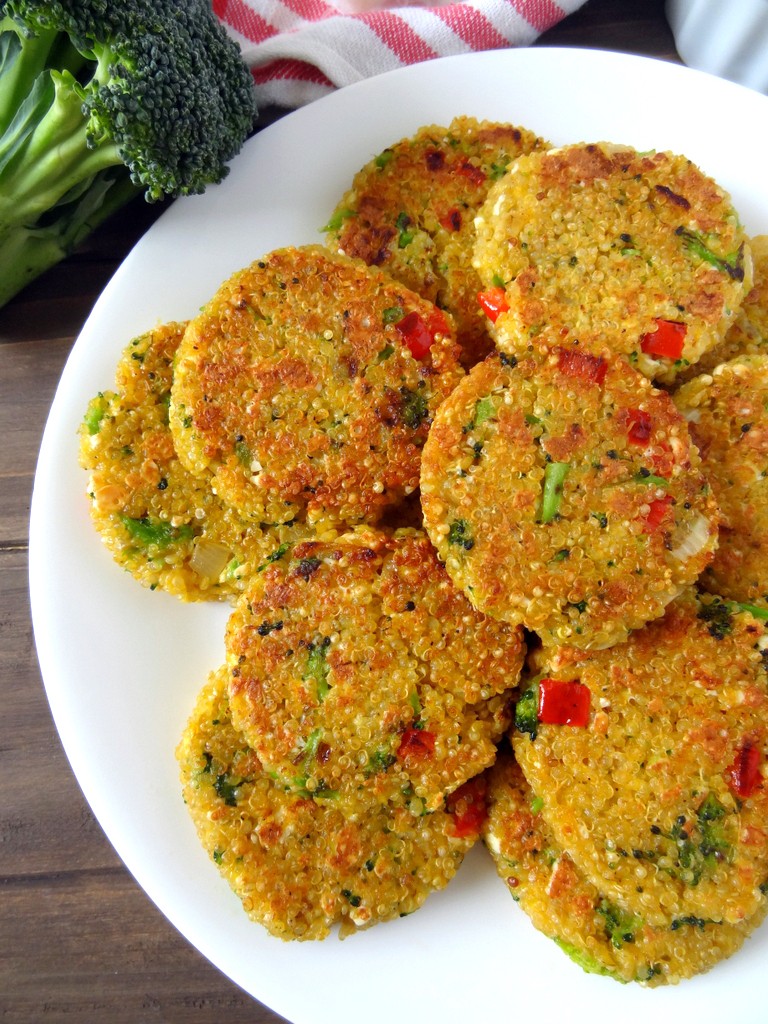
left=81, top=120, right=768, bottom=974
left=418, top=139, right=768, bottom=984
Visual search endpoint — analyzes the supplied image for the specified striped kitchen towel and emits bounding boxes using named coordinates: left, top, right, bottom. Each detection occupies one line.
left=213, top=0, right=587, bottom=108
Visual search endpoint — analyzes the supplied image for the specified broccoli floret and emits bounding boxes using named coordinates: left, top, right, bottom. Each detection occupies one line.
left=0, top=0, right=257, bottom=307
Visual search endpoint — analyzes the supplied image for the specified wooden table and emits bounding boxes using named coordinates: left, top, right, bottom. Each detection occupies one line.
left=0, top=2, right=679, bottom=1021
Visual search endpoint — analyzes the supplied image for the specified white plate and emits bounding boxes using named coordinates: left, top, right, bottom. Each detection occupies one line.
left=29, top=47, right=768, bottom=1024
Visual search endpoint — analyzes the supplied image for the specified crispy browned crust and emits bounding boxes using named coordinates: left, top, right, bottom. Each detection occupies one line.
left=326, top=116, right=549, bottom=368
left=676, top=235, right=768, bottom=381
left=170, top=245, right=464, bottom=529
left=474, top=142, right=752, bottom=383
left=78, top=321, right=310, bottom=601
left=224, top=527, right=524, bottom=817
left=420, top=344, right=719, bottom=648
left=512, top=589, right=768, bottom=928
left=675, top=353, right=768, bottom=605
left=484, top=752, right=767, bottom=985
left=177, top=667, right=478, bottom=940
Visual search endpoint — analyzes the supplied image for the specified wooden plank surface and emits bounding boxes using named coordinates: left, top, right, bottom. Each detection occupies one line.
left=0, top=3, right=678, bottom=1021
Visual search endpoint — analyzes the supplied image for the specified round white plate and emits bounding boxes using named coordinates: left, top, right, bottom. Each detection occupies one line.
left=30, top=47, right=768, bottom=1024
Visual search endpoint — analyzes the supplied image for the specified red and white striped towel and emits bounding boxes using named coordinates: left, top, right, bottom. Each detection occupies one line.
left=213, top=0, right=587, bottom=108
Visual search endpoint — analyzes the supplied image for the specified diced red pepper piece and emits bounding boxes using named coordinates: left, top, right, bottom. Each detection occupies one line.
left=446, top=775, right=488, bottom=838
left=456, top=159, right=486, bottom=186
left=728, top=741, right=762, bottom=798
left=428, top=308, right=451, bottom=339
left=557, top=348, right=608, bottom=386
left=640, top=494, right=674, bottom=532
left=627, top=408, right=653, bottom=444
left=477, top=286, right=509, bottom=323
left=398, top=727, right=436, bottom=761
left=537, top=677, right=591, bottom=727
left=440, top=207, right=462, bottom=232
left=395, top=311, right=436, bottom=359
left=640, top=319, right=687, bottom=360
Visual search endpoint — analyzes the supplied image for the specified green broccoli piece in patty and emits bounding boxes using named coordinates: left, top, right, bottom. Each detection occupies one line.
left=697, top=598, right=734, bottom=640
left=552, top=938, right=624, bottom=982
left=596, top=899, right=642, bottom=949
left=447, top=518, right=474, bottom=550
left=0, top=0, right=257, bottom=307
left=120, top=514, right=193, bottom=549
left=514, top=684, right=539, bottom=740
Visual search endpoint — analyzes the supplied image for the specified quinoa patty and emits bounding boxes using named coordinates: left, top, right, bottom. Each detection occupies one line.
left=78, top=322, right=308, bottom=601
left=326, top=117, right=548, bottom=368
left=224, top=528, right=524, bottom=818
left=512, top=589, right=768, bottom=928
left=674, top=354, right=768, bottom=607
left=473, top=142, right=751, bottom=384
left=177, top=667, right=480, bottom=940
left=484, top=752, right=766, bottom=986
left=420, top=344, right=719, bottom=649
left=676, top=234, right=768, bottom=382
left=170, top=245, right=464, bottom=529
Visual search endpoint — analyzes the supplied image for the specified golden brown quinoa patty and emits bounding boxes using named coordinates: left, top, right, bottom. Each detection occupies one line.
left=512, top=589, right=768, bottom=928
left=224, top=528, right=524, bottom=818
left=177, top=667, right=479, bottom=940
left=325, top=116, right=548, bottom=368
left=677, top=234, right=768, bottom=381
left=170, top=245, right=463, bottom=529
left=78, top=322, right=308, bottom=601
left=674, top=354, right=768, bottom=607
left=473, top=142, right=751, bottom=384
left=484, top=753, right=767, bottom=986
left=420, top=344, right=719, bottom=649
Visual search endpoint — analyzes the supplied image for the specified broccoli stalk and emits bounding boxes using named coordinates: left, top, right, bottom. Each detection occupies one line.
left=0, top=0, right=257, bottom=308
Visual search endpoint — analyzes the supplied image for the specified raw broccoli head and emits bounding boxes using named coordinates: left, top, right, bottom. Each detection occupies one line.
left=0, top=0, right=258, bottom=305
